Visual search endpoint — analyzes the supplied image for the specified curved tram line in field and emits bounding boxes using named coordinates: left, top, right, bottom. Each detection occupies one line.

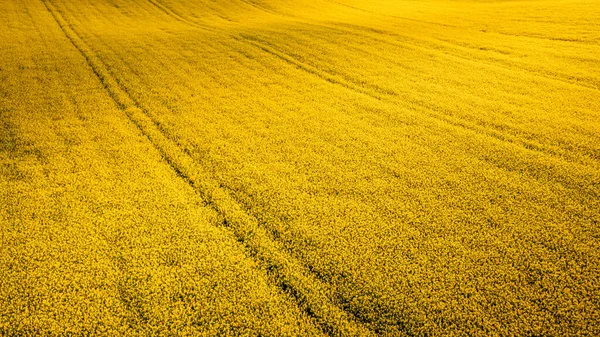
left=40, top=0, right=375, bottom=335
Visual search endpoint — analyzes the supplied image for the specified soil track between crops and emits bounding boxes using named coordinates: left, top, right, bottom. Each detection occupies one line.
left=40, top=0, right=376, bottom=335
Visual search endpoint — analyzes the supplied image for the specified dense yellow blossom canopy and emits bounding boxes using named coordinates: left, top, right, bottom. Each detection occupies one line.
left=1, top=0, right=599, bottom=335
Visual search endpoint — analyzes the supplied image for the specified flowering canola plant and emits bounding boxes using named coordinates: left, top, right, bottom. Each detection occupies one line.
left=1, top=0, right=599, bottom=335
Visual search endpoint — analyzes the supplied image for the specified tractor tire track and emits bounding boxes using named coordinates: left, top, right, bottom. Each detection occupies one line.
left=237, top=0, right=280, bottom=16
left=324, top=0, right=459, bottom=29
left=239, top=26, right=600, bottom=175
left=40, top=0, right=185, bottom=327
left=146, top=0, right=216, bottom=32
left=235, top=31, right=600, bottom=170
left=233, top=35, right=395, bottom=99
left=316, top=22, right=600, bottom=166
left=227, top=18, right=600, bottom=169
left=41, top=1, right=374, bottom=336
left=327, top=21, right=600, bottom=93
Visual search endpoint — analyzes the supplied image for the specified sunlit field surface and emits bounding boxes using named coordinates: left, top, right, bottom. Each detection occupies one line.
left=1, top=0, right=599, bottom=335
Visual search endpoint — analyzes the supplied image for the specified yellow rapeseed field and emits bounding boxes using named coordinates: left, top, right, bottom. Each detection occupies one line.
left=1, top=0, right=599, bottom=335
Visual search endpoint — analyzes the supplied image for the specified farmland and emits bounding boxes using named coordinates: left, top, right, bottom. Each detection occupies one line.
left=1, top=0, right=599, bottom=335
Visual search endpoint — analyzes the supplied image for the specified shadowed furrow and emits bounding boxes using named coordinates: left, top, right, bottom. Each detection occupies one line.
left=40, top=0, right=374, bottom=335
